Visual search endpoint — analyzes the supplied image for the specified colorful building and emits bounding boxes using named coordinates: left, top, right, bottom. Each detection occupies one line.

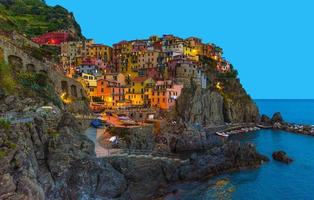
left=125, top=77, right=155, bottom=106
left=76, top=60, right=102, bottom=76
left=81, top=73, right=98, bottom=100
left=87, top=44, right=113, bottom=64
left=32, top=31, right=69, bottom=46
left=103, top=73, right=126, bottom=86
left=97, top=79, right=126, bottom=108
left=216, top=61, right=231, bottom=73
left=60, top=41, right=85, bottom=66
left=138, top=50, right=160, bottom=69
left=175, top=60, right=207, bottom=89
left=151, top=80, right=183, bottom=110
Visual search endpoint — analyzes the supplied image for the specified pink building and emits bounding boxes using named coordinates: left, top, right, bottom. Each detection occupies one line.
left=151, top=80, right=183, bottom=110
left=216, top=61, right=231, bottom=73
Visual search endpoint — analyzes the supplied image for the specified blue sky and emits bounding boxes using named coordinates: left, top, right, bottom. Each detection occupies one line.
left=46, top=0, right=314, bottom=99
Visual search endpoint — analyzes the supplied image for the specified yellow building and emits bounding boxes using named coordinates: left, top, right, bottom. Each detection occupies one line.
left=87, top=44, right=113, bottom=64
left=183, top=45, right=199, bottom=61
left=120, top=52, right=139, bottom=79
left=81, top=73, right=98, bottom=100
left=125, top=77, right=155, bottom=106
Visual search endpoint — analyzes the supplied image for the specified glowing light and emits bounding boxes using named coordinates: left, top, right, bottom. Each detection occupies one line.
left=60, top=92, right=72, bottom=104
left=216, top=82, right=223, bottom=90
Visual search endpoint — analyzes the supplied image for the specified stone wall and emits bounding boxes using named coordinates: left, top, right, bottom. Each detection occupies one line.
left=0, top=36, right=87, bottom=101
left=109, top=124, right=155, bottom=150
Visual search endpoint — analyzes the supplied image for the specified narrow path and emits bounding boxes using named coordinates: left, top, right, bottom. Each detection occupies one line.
left=84, top=127, right=122, bottom=157
left=84, top=127, right=189, bottom=164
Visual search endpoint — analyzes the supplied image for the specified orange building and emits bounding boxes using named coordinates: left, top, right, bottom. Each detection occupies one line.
left=151, top=80, right=183, bottom=110
left=96, top=79, right=126, bottom=108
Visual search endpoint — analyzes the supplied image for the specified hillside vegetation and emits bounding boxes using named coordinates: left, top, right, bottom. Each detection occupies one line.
left=0, top=0, right=83, bottom=38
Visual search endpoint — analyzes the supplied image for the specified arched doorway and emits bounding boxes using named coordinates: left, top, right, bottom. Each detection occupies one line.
left=70, top=85, right=77, bottom=98
left=61, top=81, right=69, bottom=94
left=26, top=64, right=36, bottom=72
left=0, top=47, right=4, bottom=61
left=8, top=55, right=23, bottom=71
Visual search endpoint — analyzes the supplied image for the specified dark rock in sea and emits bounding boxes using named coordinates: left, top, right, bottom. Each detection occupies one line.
left=271, top=112, right=284, bottom=124
left=260, top=114, right=271, bottom=125
left=272, top=151, right=293, bottom=164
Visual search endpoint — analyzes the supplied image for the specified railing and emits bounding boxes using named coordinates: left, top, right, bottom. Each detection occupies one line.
left=0, top=114, right=34, bottom=124
left=74, top=114, right=97, bottom=120
left=110, top=148, right=184, bottom=160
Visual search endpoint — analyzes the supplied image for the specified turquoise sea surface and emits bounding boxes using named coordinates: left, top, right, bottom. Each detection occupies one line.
left=180, top=99, right=314, bottom=200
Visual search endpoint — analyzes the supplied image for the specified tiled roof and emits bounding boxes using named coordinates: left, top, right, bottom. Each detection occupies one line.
left=132, top=76, right=150, bottom=83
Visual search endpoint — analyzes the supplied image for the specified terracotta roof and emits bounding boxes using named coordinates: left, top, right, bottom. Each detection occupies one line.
left=132, top=76, right=150, bottom=83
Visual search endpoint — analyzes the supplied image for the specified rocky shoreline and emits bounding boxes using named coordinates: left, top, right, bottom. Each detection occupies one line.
left=105, top=139, right=268, bottom=199
left=260, top=112, right=314, bottom=136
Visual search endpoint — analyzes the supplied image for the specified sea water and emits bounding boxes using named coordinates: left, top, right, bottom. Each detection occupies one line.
left=180, top=99, right=314, bottom=200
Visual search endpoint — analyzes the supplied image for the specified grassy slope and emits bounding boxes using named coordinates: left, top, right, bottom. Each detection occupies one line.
left=0, top=0, right=83, bottom=38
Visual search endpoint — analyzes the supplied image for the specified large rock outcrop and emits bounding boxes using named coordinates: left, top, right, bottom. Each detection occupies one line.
left=223, top=97, right=259, bottom=123
left=176, top=87, right=224, bottom=126
left=0, top=95, right=127, bottom=200
left=221, top=79, right=260, bottom=123
left=107, top=140, right=268, bottom=200
left=109, top=125, right=155, bottom=150
left=175, top=79, right=259, bottom=127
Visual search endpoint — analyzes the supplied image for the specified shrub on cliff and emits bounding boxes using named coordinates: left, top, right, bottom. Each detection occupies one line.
left=0, top=118, right=11, bottom=130
left=17, top=71, right=62, bottom=107
left=0, top=61, right=16, bottom=94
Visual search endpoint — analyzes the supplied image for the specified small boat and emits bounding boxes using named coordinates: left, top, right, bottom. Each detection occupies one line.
left=216, top=132, right=229, bottom=137
left=90, top=119, right=104, bottom=128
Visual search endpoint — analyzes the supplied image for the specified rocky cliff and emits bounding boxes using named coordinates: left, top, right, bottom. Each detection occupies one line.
left=176, top=85, right=259, bottom=127
left=0, top=90, right=267, bottom=200
left=0, top=94, right=126, bottom=200
left=175, top=68, right=259, bottom=126
left=107, top=139, right=268, bottom=200
left=221, top=79, right=259, bottom=123
left=176, top=87, right=224, bottom=126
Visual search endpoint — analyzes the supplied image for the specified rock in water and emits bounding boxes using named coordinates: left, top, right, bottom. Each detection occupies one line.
left=271, top=112, right=284, bottom=124
left=260, top=114, right=271, bottom=125
left=272, top=151, right=293, bottom=164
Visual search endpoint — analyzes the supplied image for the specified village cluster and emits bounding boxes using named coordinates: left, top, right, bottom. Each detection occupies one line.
left=32, top=31, right=231, bottom=112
